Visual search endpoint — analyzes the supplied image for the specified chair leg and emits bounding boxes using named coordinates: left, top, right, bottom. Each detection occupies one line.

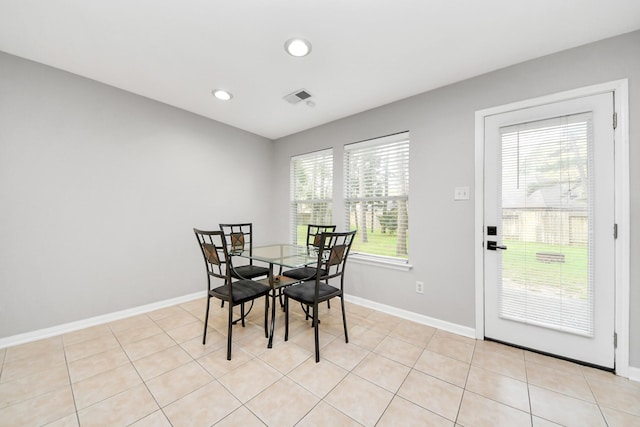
left=284, top=295, right=289, bottom=341
left=241, top=303, right=246, bottom=327
left=326, top=279, right=330, bottom=310
left=301, top=304, right=321, bottom=327
left=227, top=303, right=233, bottom=360
left=340, top=296, right=348, bottom=343
left=264, top=296, right=269, bottom=338
left=203, top=296, right=211, bottom=345
left=313, top=302, right=320, bottom=362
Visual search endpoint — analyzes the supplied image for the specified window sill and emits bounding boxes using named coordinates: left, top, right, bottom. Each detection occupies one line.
left=349, top=254, right=413, bottom=271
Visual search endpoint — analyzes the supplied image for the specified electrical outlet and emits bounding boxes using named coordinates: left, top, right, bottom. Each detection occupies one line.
left=416, top=281, right=424, bottom=294
left=454, top=186, right=470, bottom=201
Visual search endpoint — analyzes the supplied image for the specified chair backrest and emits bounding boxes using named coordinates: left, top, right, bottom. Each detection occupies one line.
left=219, top=223, right=255, bottom=258
left=306, top=224, right=337, bottom=250
left=194, top=229, right=231, bottom=284
left=315, top=230, right=357, bottom=285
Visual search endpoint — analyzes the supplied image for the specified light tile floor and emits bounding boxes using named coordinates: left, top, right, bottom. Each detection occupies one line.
left=1, top=298, right=639, bottom=426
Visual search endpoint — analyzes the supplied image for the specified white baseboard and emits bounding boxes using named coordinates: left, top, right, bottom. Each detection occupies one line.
left=345, top=294, right=476, bottom=339
left=628, top=366, right=640, bottom=383
left=0, top=291, right=207, bottom=350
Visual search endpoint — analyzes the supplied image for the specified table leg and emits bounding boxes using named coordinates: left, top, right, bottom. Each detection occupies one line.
left=268, top=263, right=277, bottom=348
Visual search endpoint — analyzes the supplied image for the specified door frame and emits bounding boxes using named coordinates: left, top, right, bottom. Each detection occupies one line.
left=474, top=79, right=630, bottom=377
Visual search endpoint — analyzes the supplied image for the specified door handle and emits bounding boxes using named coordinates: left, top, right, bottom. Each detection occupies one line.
left=487, top=241, right=507, bottom=251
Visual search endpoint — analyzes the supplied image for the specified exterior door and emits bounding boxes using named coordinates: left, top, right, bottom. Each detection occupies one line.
left=483, top=92, right=615, bottom=368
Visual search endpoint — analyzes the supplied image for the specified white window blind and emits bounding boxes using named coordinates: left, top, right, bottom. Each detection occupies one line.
left=290, top=149, right=333, bottom=245
left=344, top=132, right=409, bottom=261
left=499, top=113, right=594, bottom=336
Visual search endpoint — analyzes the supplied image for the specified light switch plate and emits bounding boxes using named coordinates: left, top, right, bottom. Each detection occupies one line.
left=454, top=186, right=470, bottom=201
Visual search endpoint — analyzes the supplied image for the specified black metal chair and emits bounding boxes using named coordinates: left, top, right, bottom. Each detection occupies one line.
left=281, top=224, right=337, bottom=315
left=194, top=229, right=269, bottom=360
left=219, top=223, right=270, bottom=280
left=284, top=230, right=357, bottom=362
left=281, top=224, right=336, bottom=281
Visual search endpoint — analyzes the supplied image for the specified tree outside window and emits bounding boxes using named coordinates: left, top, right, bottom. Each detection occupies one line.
left=290, top=149, right=333, bottom=245
left=344, top=133, right=409, bottom=260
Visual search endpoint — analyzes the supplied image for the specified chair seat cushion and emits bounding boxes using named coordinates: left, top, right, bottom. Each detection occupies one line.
left=281, top=267, right=326, bottom=281
left=283, top=281, right=340, bottom=305
left=230, top=265, right=270, bottom=280
left=211, top=279, right=270, bottom=304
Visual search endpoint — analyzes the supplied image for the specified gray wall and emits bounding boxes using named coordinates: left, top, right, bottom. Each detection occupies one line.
left=272, top=31, right=640, bottom=366
left=0, top=52, right=274, bottom=338
left=1, top=31, right=638, bottom=368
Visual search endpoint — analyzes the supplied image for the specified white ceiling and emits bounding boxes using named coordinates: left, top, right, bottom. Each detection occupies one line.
left=1, top=1, right=639, bottom=140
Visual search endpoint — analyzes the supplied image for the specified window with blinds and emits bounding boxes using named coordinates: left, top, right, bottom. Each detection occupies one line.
left=344, top=132, right=409, bottom=261
left=499, top=113, right=594, bottom=336
left=290, top=149, right=333, bottom=245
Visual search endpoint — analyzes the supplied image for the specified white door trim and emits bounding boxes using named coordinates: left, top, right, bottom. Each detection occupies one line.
left=474, top=79, right=630, bottom=377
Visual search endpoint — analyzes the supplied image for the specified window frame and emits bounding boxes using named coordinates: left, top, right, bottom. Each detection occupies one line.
left=343, top=132, right=410, bottom=264
left=290, top=148, right=334, bottom=246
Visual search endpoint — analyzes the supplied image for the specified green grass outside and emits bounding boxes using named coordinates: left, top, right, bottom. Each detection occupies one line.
left=501, top=239, right=589, bottom=299
left=296, top=225, right=408, bottom=259
left=350, top=231, right=407, bottom=258
left=296, top=228, right=587, bottom=295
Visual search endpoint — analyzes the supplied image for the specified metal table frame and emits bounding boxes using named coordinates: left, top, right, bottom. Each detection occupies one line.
left=235, top=244, right=317, bottom=348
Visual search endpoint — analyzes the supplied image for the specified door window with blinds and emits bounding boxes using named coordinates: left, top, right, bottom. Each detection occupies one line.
left=290, top=149, right=333, bottom=245
left=499, top=113, right=594, bottom=336
left=344, top=132, right=409, bottom=261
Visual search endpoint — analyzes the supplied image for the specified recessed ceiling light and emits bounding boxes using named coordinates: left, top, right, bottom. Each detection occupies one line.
left=212, top=89, right=233, bottom=100
left=285, top=38, right=312, bottom=57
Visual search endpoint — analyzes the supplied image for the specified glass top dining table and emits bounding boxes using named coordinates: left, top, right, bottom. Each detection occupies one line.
left=235, top=244, right=318, bottom=348
left=239, top=244, right=318, bottom=269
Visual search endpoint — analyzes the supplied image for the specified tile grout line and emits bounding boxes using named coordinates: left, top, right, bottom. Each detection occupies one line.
left=134, top=311, right=219, bottom=426
left=523, top=351, right=534, bottom=427
left=320, top=328, right=389, bottom=427
left=375, top=331, right=427, bottom=426
left=0, top=347, right=5, bottom=383
left=282, top=311, right=388, bottom=425
left=580, top=365, right=611, bottom=426
left=110, top=313, right=177, bottom=426
left=213, top=303, right=352, bottom=425
left=61, top=337, right=83, bottom=427
left=282, top=347, right=357, bottom=425
left=453, top=339, right=478, bottom=426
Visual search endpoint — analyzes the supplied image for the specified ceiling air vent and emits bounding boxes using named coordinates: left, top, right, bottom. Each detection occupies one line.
left=283, top=89, right=312, bottom=104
